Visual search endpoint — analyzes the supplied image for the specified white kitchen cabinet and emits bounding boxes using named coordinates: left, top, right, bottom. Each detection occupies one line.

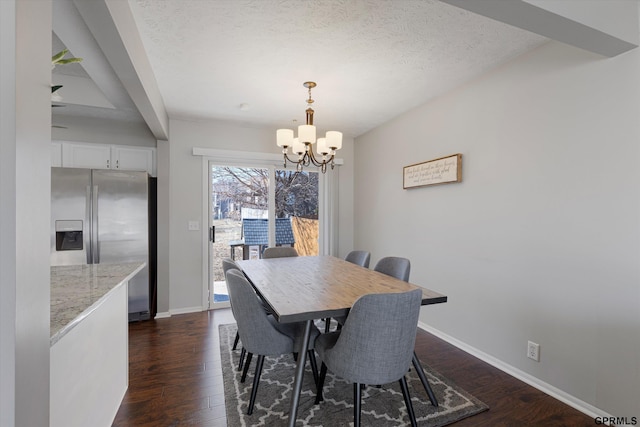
left=112, top=146, right=155, bottom=176
left=62, top=142, right=112, bottom=169
left=56, top=141, right=156, bottom=176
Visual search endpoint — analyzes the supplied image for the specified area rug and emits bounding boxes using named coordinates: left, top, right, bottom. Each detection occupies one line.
left=219, top=323, right=488, bottom=426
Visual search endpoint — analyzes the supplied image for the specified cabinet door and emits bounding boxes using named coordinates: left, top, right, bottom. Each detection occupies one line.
left=51, top=142, right=62, bottom=167
left=62, top=143, right=111, bottom=169
left=112, top=146, right=155, bottom=176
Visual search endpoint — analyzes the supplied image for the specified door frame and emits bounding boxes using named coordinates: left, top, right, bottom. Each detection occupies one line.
left=198, top=148, right=340, bottom=310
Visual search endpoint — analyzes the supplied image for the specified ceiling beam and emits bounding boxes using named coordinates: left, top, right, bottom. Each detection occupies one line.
left=441, top=0, right=638, bottom=57
left=72, top=0, right=169, bottom=140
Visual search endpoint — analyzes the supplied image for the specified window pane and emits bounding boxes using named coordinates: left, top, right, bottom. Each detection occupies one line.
left=211, top=166, right=269, bottom=303
left=275, top=169, right=319, bottom=256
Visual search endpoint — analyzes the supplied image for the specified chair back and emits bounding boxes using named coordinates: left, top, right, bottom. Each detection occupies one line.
left=225, top=270, right=293, bottom=355
left=222, top=258, right=240, bottom=315
left=374, top=256, right=410, bottom=282
left=328, top=289, right=422, bottom=385
left=222, top=257, right=239, bottom=274
left=344, top=250, right=371, bottom=268
left=263, top=246, right=298, bottom=259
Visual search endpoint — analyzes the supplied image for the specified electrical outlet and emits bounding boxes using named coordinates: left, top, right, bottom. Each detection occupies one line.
left=188, top=221, right=200, bottom=231
left=527, top=341, right=540, bottom=362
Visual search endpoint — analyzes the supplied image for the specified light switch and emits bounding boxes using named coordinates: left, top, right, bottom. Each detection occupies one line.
left=188, top=221, right=200, bottom=231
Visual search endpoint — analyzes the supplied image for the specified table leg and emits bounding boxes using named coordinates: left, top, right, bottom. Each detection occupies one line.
left=287, top=319, right=312, bottom=427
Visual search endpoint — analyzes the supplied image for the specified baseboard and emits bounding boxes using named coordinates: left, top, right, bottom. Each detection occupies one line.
left=169, top=306, right=205, bottom=316
left=417, top=321, right=612, bottom=422
left=153, top=306, right=205, bottom=318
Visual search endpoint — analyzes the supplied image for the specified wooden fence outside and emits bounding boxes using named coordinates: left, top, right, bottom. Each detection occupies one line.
left=291, top=216, right=318, bottom=256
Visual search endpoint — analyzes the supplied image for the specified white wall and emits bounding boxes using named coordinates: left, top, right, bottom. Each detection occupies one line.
left=354, top=40, right=640, bottom=416
left=51, top=115, right=157, bottom=147
left=161, top=118, right=354, bottom=313
left=0, top=0, right=52, bottom=424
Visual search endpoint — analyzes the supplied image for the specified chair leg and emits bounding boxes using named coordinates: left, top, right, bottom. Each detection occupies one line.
left=241, top=352, right=253, bottom=383
left=307, top=349, right=319, bottom=386
left=238, top=348, right=246, bottom=371
left=353, top=382, right=362, bottom=427
left=412, top=352, right=439, bottom=407
left=324, top=318, right=331, bottom=333
left=247, top=355, right=265, bottom=415
left=232, top=332, right=240, bottom=350
left=399, top=376, right=417, bottom=427
left=315, top=362, right=328, bottom=404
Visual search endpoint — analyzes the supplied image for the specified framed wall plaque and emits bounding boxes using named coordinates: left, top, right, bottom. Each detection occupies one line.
left=403, top=154, right=462, bottom=189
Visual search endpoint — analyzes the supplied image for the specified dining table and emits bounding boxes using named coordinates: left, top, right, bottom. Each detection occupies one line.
left=235, top=255, right=448, bottom=427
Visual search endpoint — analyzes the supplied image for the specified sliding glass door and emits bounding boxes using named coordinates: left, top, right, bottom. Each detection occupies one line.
left=207, top=163, right=320, bottom=308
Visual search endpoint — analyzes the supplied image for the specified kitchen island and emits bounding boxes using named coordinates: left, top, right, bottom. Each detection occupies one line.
left=50, top=262, right=145, bottom=427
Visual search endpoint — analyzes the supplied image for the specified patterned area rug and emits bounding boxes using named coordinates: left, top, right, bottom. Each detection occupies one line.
left=219, top=323, right=488, bottom=426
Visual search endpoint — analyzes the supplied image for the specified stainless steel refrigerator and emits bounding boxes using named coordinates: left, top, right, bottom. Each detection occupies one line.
left=51, top=167, right=152, bottom=321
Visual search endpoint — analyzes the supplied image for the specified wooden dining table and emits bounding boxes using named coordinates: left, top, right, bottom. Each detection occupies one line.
left=235, top=255, right=447, bottom=427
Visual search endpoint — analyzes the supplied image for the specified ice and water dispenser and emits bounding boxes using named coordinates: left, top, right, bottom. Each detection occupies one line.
left=55, top=220, right=83, bottom=251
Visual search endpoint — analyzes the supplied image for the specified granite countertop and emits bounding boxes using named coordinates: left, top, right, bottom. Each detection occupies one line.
left=50, top=262, right=145, bottom=345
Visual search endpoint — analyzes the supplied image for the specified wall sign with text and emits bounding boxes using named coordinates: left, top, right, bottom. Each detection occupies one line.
left=403, top=154, right=462, bottom=189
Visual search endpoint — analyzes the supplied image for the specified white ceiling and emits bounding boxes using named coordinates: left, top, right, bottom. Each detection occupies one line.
left=124, top=0, right=548, bottom=138
left=52, top=0, right=552, bottom=138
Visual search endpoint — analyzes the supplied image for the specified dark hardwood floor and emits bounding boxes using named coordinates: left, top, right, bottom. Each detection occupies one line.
left=113, top=309, right=595, bottom=426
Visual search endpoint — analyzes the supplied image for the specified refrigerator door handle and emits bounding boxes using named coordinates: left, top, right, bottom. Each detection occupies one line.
left=86, top=185, right=93, bottom=264
left=92, top=185, right=100, bottom=264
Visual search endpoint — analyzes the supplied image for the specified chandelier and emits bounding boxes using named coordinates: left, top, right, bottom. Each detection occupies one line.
left=276, top=81, right=342, bottom=173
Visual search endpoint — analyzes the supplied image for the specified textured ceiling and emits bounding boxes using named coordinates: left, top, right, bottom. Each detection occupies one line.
left=129, top=0, right=547, bottom=138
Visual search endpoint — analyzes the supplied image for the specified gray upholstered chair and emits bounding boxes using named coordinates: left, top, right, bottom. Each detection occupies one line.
left=223, top=257, right=271, bottom=373
left=344, top=250, right=371, bottom=268
left=223, top=257, right=274, bottom=356
left=326, top=250, right=372, bottom=332
left=374, top=256, right=410, bottom=281
left=375, top=257, right=440, bottom=406
left=222, top=258, right=241, bottom=351
left=340, top=255, right=439, bottom=407
left=226, top=269, right=320, bottom=415
left=222, top=257, right=239, bottom=274
left=222, top=258, right=245, bottom=363
left=337, top=256, right=410, bottom=328
left=314, top=289, right=423, bottom=427
left=262, top=246, right=298, bottom=258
